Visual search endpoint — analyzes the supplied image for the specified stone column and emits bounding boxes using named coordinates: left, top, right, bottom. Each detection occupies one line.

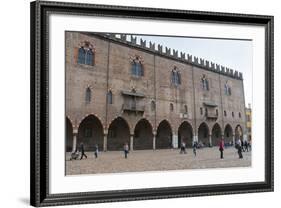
left=209, top=134, right=212, bottom=147
left=72, top=129, right=78, bottom=152
left=130, top=134, right=134, bottom=151
left=193, top=135, right=198, bottom=144
left=153, top=131, right=156, bottom=150
left=103, top=134, right=108, bottom=152
left=172, top=134, right=178, bottom=149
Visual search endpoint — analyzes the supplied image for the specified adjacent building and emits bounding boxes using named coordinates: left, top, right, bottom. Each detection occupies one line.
left=65, top=32, right=247, bottom=152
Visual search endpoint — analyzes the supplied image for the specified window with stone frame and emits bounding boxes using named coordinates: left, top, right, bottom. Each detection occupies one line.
left=77, top=41, right=95, bottom=65
left=201, top=75, right=209, bottom=91
left=171, top=66, right=181, bottom=86
left=170, top=103, right=174, bottom=112
left=107, top=90, right=113, bottom=104
left=151, top=100, right=156, bottom=111
left=224, top=81, right=232, bottom=96
left=131, top=56, right=144, bottom=77
left=85, top=87, right=91, bottom=104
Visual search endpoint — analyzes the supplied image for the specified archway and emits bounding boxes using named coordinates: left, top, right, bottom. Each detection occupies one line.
left=198, top=122, right=210, bottom=147
left=224, top=124, right=233, bottom=145
left=133, top=119, right=153, bottom=150
left=77, top=115, right=104, bottom=151
left=66, top=117, right=73, bottom=152
left=235, top=125, right=243, bottom=142
left=156, top=120, right=173, bottom=149
left=211, top=123, right=222, bottom=146
left=107, top=117, right=130, bottom=151
left=178, top=121, right=193, bottom=148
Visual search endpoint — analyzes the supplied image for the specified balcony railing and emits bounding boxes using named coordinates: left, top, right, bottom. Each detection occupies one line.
left=122, top=103, right=145, bottom=112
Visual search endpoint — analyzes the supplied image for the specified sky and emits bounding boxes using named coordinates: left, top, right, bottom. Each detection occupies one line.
left=132, top=35, right=253, bottom=107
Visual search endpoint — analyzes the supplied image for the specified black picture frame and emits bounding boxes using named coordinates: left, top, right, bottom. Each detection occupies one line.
left=30, top=0, right=274, bottom=207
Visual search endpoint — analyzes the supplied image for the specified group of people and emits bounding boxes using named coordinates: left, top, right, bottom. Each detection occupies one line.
left=70, top=143, right=99, bottom=160
left=70, top=142, right=130, bottom=160
left=71, top=139, right=250, bottom=161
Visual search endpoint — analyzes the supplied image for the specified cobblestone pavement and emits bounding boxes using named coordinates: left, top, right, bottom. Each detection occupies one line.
left=66, top=147, right=251, bottom=175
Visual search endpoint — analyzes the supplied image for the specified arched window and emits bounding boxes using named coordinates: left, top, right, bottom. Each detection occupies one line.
left=184, top=105, right=188, bottom=114
left=77, top=41, right=95, bottom=65
left=171, top=67, right=181, bottom=86
left=151, top=100, right=156, bottom=111
left=224, top=110, right=227, bottom=117
left=107, top=90, right=113, bottom=104
left=201, top=75, right=209, bottom=91
left=200, top=107, right=203, bottom=115
left=85, top=87, right=91, bottom=103
left=239, top=112, right=241, bottom=118
left=131, top=57, right=144, bottom=77
left=232, top=112, right=235, bottom=118
left=170, top=103, right=174, bottom=112
left=224, top=82, right=232, bottom=95
left=216, top=109, right=219, bottom=116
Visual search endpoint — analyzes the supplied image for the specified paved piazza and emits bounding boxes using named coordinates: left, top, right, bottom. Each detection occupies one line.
left=66, top=147, right=251, bottom=175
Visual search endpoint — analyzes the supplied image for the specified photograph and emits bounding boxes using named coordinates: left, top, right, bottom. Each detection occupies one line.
left=65, top=32, right=253, bottom=175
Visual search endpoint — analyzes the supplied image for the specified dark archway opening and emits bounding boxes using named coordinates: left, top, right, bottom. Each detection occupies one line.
left=211, top=123, right=222, bottom=146
left=77, top=115, right=104, bottom=151
left=198, top=122, right=210, bottom=147
left=134, top=119, right=153, bottom=150
left=224, top=124, right=233, bottom=145
left=156, top=120, right=172, bottom=149
left=178, top=121, right=193, bottom=148
left=107, top=117, right=130, bottom=151
left=66, top=117, right=73, bottom=152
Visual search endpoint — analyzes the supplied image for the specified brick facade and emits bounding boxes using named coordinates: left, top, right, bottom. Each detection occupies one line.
left=65, top=32, right=247, bottom=152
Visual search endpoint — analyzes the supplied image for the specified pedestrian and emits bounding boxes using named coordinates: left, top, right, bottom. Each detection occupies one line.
left=236, top=139, right=243, bottom=159
left=94, top=144, right=99, bottom=159
left=180, top=142, right=186, bottom=154
left=219, top=138, right=224, bottom=159
left=123, top=143, right=129, bottom=159
left=192, top=141, right=197, bottom=156
left=244, top=140, right=249, bottom=152
left=80, top=142, right=87, bottom=160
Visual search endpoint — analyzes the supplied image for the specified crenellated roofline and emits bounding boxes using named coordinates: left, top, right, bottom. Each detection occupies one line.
left=83, top=32, right=243, bottom=80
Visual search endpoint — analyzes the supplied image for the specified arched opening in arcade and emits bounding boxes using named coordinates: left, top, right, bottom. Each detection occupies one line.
left=66, top=117, right=73, bottom=152
left=235, top=125, right=243, bottom=142
left=133, top=119, right=153, bottom=150
left=156, top=120, right=173, bottom=149
left=178, top=121, right=193, bottom=148
left=198, top=122, right=210, bottom=147
left=224, top=124, right=234, bottom=145
left=211, top=123, right=222, bottom=146
left=107, top=117, right=130, bottom=151
left=77, top=115, right=104, bottom=151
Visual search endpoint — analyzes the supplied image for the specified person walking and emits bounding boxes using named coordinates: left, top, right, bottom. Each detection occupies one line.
left=180, top=142, right=186, bottom=154
left=236, top=139, right=243, bottom=159
left=192, top=141, right=197, bottom=157
left=94, top=144, right=99, bottom=159
left=123, top=143, right=129, bottom=159
left=219, top=138, right=224, bottom=159
left=80, top=142, right=87, bottom=160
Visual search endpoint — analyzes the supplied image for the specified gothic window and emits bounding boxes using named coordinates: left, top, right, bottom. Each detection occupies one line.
left=170, top=103, right=174, bottom=112
left=171, top=67, right=181, bottom=86
left=200, top=107, right=203, bottom=115
left=131, top=56, right=144, bottom=77
left=184, top=105, right=188, bottom=114
left=232, top=112, right=235, bottom=118
left=85, top=87, right=91, bottom=104
left=216, top=109, right=219, bottom=116
left=151, top=100, right=156, bottom=111
left=201, top=75, right=209, bottom=91
left=205, top=108, right=208, bottom=116
left=107, top=90, right=113, bottom=104
left=239, top=112, right=241, bottom=118
left=77, top=41, right=95, bottom=65
left=224, top=81, right=232, bottom=95
left=224, top=110, right=227, bottom=117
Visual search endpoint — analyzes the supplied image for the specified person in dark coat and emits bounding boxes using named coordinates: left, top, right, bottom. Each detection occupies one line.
left=192, top=141, right=197, bottom=157
left=123, top=143, right=129, bottom=159
left=236, top=139, right=243, bottom=159
left=94, top=144, right=99, bottom=159
left=80, top=142, right=87, bottom=160
left=219, top=138, right=224, bottom=159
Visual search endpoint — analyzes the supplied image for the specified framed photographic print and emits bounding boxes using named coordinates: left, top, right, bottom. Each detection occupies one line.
left=30, top=0, right=274, bottom=207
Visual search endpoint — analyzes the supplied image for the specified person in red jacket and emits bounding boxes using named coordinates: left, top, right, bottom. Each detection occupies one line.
left=219, top=138, right=224, bottom=159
